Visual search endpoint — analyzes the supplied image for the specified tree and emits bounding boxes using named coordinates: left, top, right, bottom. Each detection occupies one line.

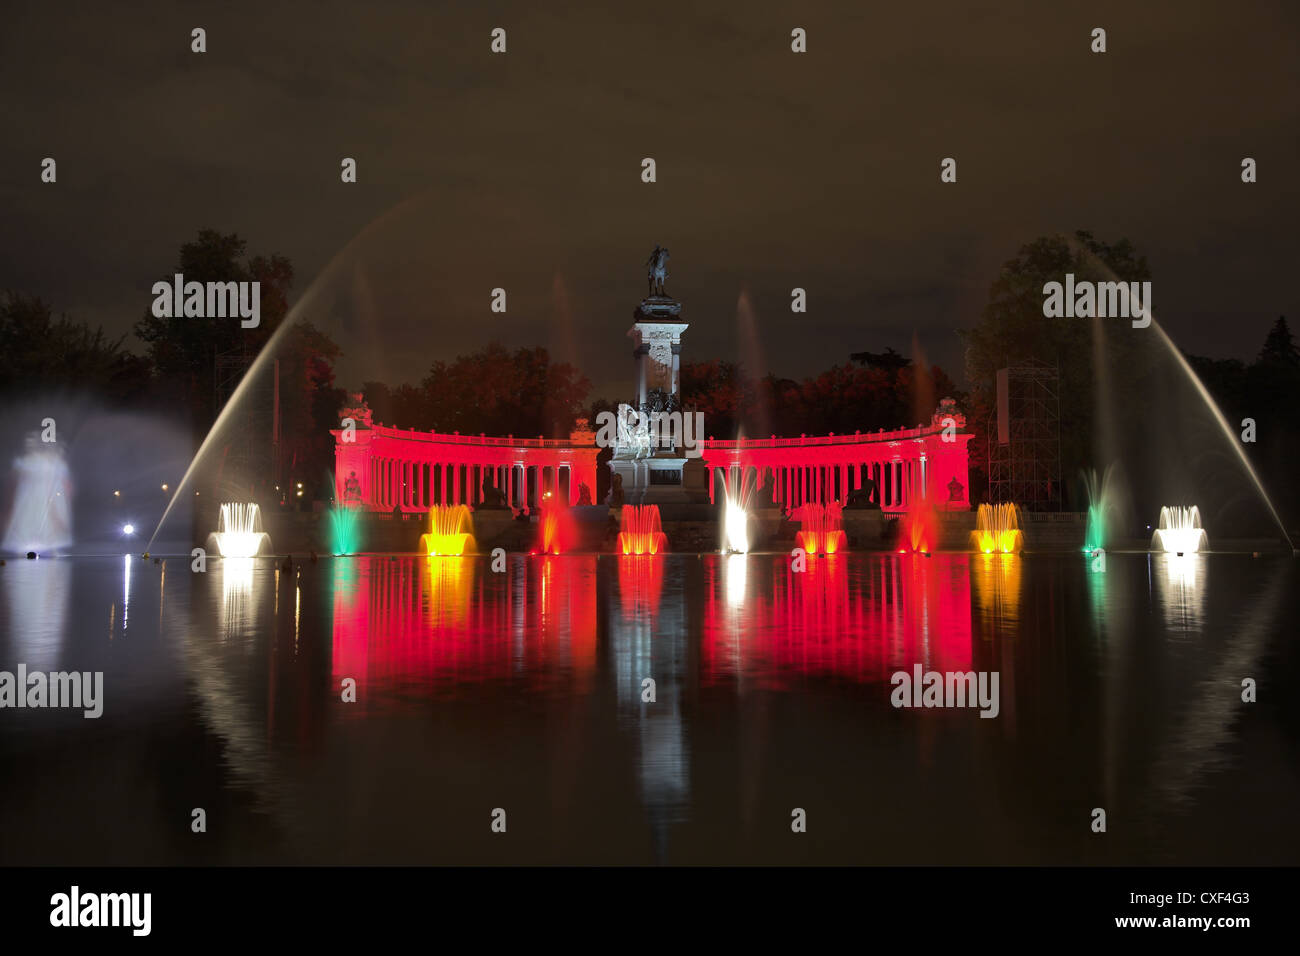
left=1257, top=315, right=1299, bottom=369
left=420, top=343, right=590, bottom=438
left=133, top=229, right=293, bottom=430
left=0, top=292, right=151, bottom=401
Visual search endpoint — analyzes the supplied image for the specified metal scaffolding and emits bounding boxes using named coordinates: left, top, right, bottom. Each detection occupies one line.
left=988, top=360, right=1062, bottom=511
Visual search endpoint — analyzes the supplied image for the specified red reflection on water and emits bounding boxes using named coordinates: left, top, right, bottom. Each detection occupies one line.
left=616, top=555, right=664, bottom=621
left=701, top=554, right=973, bottom=687
left=330, top=555, right=596, bottom=698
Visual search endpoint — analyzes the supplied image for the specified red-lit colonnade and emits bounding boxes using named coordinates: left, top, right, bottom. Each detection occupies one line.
left=332, top=424, right=601, bottom=513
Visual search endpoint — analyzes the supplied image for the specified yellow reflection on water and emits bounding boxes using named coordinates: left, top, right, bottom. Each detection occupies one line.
left=971, top=552, right=1022, bottom=638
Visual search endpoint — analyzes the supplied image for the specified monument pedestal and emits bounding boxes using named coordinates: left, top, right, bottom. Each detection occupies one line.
left=609, top=455, right=708, bottom=506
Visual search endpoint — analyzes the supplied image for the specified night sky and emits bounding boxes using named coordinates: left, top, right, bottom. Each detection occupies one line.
left=2, top=1, right=1297, bottom=401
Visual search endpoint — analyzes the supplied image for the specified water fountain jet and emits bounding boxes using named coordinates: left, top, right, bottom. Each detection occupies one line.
left=794, top=502, right=847, bottom=555
left=899, top=501, right=940, bottom=554
left=617, top=505, right=667, bottom=555
left=972, top=503, right=1022, bottom=554
left=211, top=503, right=271, bottom=558
left=420, top=505, right=475, bottom=556
left=1152, top=506, right=1207, bottom=554
left=536, top=502, right=576, bottom=555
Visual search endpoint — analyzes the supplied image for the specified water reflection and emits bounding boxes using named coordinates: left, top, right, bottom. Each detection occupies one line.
left=2, top=551, right=1295, bottom=866
left=609, top=554, right=691, bottom=856
left=330, top=555, right=597, bottom=701
left=702, top=554, right=973, bottom=687
left=971, top=552, right=1022, bottom=640
left=1152, top=552, right=1206, bottom=634
left=219, top=557, right=256, bottom=638
left=1, top=557, right=71, bottom=668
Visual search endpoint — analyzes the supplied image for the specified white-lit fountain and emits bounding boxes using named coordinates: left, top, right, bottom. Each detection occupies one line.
left=211, top=502, right=271, bottom=558
left=1, top=434, right=73, bottom=555
left=718, top=469, right=751, bottom=554
left=1152, top=506, right=1207, bottom=555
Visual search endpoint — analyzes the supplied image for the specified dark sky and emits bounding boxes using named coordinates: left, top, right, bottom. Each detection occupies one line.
left=3, top=1, right=1297, bottom=402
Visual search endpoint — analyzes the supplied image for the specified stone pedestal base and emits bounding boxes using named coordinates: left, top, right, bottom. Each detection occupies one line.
left=609, top=455, right=709, bottom=506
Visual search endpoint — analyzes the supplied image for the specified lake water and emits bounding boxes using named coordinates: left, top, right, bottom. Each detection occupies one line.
left=1, top=551, right=1297, bottom=865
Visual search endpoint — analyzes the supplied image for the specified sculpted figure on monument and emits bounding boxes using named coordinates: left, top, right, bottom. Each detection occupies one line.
left=645, top=244, right=670, bottom=297
left=845, top=476, right=879, bottom=510
left=479, top=473, right=507, bottom=509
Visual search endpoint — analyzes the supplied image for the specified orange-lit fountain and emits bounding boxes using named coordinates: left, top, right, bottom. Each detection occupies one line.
left=419, top=504, right=475, bottom=556
left=793, top=501, right=847, bottom=555
left=617, top=505, right=667, bottom=555
left=971, top=503, right=1023, bottom=554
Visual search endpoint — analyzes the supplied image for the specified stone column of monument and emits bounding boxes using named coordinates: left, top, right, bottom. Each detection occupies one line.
left=608, top=246, right=709, bottom=509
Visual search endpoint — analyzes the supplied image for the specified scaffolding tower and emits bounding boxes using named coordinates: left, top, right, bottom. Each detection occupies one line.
left=987, top=360, right=1062, bottom=511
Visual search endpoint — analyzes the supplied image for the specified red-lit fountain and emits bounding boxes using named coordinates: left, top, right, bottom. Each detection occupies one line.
left=617, top=505, right=668, bottom=555
left=535, top=502, right=577, bottom=555
left=898, top=501, right=938, bottom=554
left=793, top=501, right=847, bottom=555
